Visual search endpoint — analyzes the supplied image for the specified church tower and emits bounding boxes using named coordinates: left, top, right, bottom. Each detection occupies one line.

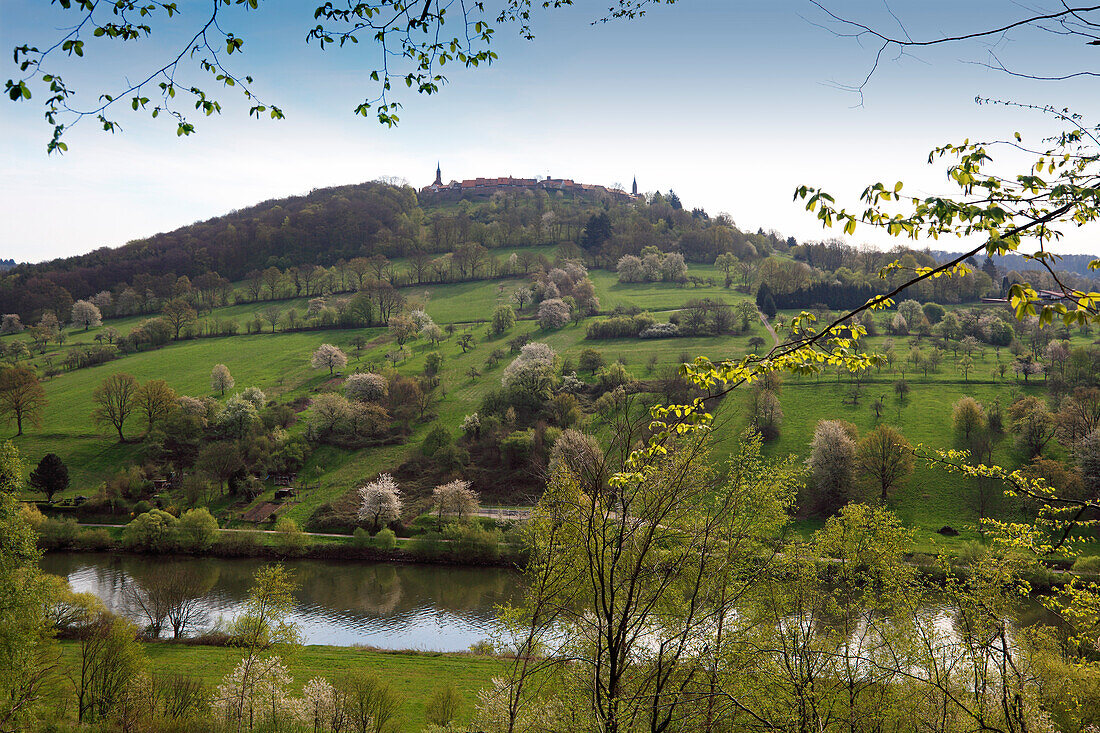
left=434, top=162, right=443, bottom=187
left=632, top=176, right=638, bottom=196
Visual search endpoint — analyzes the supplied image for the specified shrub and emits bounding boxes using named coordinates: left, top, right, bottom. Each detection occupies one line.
left=37, top=516, right=80, bottom=549
left=957, top=540, right=988, bottom=566
left=500, top=430, right=536, bottom=469
left=406, top=532, right=445, bottom=558
left=425, top=684, right=461, bottom=728
left=1072, top=554, right=1100, bottom=575
left=586, top=312, right=656, bottom=339
left=639, top=323, right=679, bottom=338
left=374, top=528, right=397, bottom=550
left=75, top=527, right=114, bottom=551
left=595, top=362, right=634, bottom=393
left=421, top=424, right=452, bottom=457
left=121, top=509, right=179, bottom=552
left=273, top=516, right=310, bottom=556
left=444, top=522, right=503, bottom=561
left=215, top=529, right=261, bottom=556
left=177, top=507, right=219, bottom=551
left=353, top=527, right=371, bottom=548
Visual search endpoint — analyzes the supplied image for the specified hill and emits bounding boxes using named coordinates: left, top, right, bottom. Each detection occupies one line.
left=930, top=249, right=1100, bottom=278
left=3, top=177, right=1096, bottom=564
left=0, top=179, right=778, bottom=322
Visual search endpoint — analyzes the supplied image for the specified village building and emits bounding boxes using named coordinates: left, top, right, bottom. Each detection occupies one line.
left=421, top=164, right=643, bottom=203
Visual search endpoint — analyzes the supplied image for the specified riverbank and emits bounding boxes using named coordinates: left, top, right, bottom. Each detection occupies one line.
left=55, top=640, right=500, bottom=731
left=36, top=520, right=529, bottom=568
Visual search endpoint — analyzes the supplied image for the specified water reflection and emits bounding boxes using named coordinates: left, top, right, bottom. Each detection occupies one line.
left=40, top=553, right=523, bottom=652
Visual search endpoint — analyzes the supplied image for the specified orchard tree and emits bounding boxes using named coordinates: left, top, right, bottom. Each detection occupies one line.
left=357, top=473, right=402, bottom=531
left=344, top=372, right=387, bottom=403
left=537, top=298, right=571, bottom=330
left=422, top=322, right=445, bottom=346
left=502, top=342, right=557, bottom=396
left=855, top=424, right=913, bottom=503
left=135, top=379, right=177, bottom=433
left=196, top=442, right=243, bottom=495
left=210, top=364, right=235, bottom=396
left=162, top=299, right=198, bottom=339
left=491, top=304, right=516, bottom=335
left=807, top=419, right=859, bottom=514
left=310, top=343, right=348, bottom=375
left=388, top=315, right=417, bottom=346
left=432, top=479, right=479, bottom=528
left=29, top=453, right=68, bottom=503
left=70, top=300, right=102, bottom=330
left=579, top=348, right=605, bottom=375
left=91, top=373, right=139, bottom=442
left=0, top=366, right=47, bottom=436
left=951, top=397, right=986, bottom=443
left=0, top=315, right=22, bottom=334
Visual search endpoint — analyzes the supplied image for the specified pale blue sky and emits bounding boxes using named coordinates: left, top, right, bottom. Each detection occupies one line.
left=2, top=0, right=1098, bottom=262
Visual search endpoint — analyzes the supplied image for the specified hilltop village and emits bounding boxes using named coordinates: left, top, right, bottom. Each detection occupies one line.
left=420, top=164, right=641, bottom=203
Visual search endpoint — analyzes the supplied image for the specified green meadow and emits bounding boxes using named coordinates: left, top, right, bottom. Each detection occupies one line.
left=56, top=641, right=500, bottom=731
left=3, top=262, right=1073, bottom=552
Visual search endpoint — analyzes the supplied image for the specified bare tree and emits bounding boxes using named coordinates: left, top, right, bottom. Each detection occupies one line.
left=91, top=373, right=139, bottom=442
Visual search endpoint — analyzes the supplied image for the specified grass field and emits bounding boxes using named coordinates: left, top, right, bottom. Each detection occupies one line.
left=56, top=641, right=499, bottom=730
left=4, top=262, right=1082, bottom=554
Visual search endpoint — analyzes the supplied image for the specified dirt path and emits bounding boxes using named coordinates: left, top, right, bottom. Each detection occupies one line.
left=758, top=310, right=779, bottom=346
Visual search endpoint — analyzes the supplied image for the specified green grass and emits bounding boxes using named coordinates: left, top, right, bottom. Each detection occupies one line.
left=57, top=641, right=500, bottom=730
left=6, top=265, right=1077, bottom=555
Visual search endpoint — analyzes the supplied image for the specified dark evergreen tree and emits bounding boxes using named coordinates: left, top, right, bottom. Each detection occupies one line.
left=982, top=256, right=998, bottom=282
left=760, top=291, right=777, bottom=318
left=755, top=282, right=774, bottom=310
left=581, top=212, right=612, bottom=251
left=667, top=190, right=683, bottom=210
left=29, top=453, right=69, bottom=503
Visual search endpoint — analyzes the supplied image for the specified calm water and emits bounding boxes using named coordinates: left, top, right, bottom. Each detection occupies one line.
left=41, top=553, right=523, bottom=652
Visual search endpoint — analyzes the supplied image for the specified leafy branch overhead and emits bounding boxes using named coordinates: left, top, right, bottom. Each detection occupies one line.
left=5, top=0, right=677, bottom=151
left=618, top=107, right=1100, bottom=520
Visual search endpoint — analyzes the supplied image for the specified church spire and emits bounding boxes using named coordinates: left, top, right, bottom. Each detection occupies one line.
left=632, top=176, right=638, bottom=196
left=434, top=162, right=443, bottom=186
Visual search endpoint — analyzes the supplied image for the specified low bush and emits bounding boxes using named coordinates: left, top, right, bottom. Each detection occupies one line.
left=586, top=312, right=656, bottom=339
left=74, top=527, right=114, bottom=551
left=121, top=509, right=179, bottom=552
left=37, top=516, right=80, bottom=549
left=373, top=528, right=397, bottom=550
left=273, top=516, right=311, bottom=556
left=406, top=532, right=445, bottom=559
left=1072, top=554, right=1100, bottom=575
left=425, top=684, right=461, bottom=728
left=443, top=522, right=503, bottom=562
left=956, top=540, right=988, bottom=566
left=214, top=530, right=261, bottom=556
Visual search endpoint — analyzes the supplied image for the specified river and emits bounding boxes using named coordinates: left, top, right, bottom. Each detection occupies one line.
left=41, top=552, right=523, bottom=652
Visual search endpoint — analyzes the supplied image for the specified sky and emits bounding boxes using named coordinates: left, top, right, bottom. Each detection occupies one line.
left=2, top=0, right=1098, bottom=263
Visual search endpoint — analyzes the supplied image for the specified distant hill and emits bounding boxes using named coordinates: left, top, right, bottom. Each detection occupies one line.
left=0, top=179, right=772, bottom=320
left=0, top=181, right=421, bottom=318
left=929, top=250, right=1099, bottom=277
